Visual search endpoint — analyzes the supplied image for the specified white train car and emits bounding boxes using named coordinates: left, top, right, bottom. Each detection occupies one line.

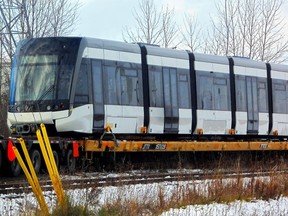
left=232, top=57, right=269, bottom=135
left=193, top=53, right=231, bottom=135
left=7, top=37, right=288, bottom=140
left=144, top=45, right=191, bottom=134
left=270, top=63, right=288, bottom=136
left=78, top=39, right=144, bottom=134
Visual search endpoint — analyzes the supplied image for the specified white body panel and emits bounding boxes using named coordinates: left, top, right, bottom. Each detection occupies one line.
left=234, top=112, right=269, bottom=135
left=105, top=105, right=144, bottom=133
left=8, top=112, right=53, bottom=124
left=235, top=112, right=247, bottom=135
left=8, top=110, right=69, bottom=125
left=56, top=104, right=93, bottom=133
left=178, top=109, right=192, bottom=134
left=196, top=110, right=231, bottom=134
left=195, top=62, right=229, bottom=73
left=270, top=66, right=288, bottom=135
left=83, top=47, right=141, bottom=64
left=271, top=70, right=288, bottom=80
left=147, top=55, right=189, bottom=69
left=271, top=71, right=288, bottom=80
left=147, top=108, right=192, bottom=134
left=272, top=114, right=288, bottom=135
left=259, top=113, right=269, bottom=135
left=234, top=66, right=267, bottom=77
left=148, top=107, right=164, bottom=133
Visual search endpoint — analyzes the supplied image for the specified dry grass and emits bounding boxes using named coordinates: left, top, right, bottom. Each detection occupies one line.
left=97, top=157, right=288, bottom=215
left=18, top=155, right=288, bottom=215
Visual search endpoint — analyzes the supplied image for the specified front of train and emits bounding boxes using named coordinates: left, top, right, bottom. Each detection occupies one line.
left=8, top=37, right=82, bottom=135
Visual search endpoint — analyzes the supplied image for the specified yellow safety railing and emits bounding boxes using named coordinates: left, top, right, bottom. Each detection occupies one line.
left=12, top=123, right=66, bottom=215
left=37, top=123, right=65, bottom=205
left=12, top=143, right=49, bottom=215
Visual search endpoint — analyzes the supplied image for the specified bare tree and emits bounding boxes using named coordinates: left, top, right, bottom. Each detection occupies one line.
left=0, top=0, right=80, bottom=135
left=123, top=0, right=162, bottom=44
left=0, top=0, right=80, bottom=61
left=206, top=0, right=288, bottom=63
left=181, top=14, right=202, bottom=52
left=123, top=0, right=178, bottom=47
left=49, top=0, right=77, bottom=36
left=161, top=5, right=178, bottom=48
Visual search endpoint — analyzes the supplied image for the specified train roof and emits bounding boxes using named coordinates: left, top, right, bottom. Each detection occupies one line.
left=144, top=44, right=189, bottom=60
left=83, top=37, right=141, bottom=54
left=193, top=52, right=229, bottom=64
left=270, top=62, right=288, bottom=73
left=232, top=56, right=266, bottom=69
left=29, top=37, right=287, bottom=72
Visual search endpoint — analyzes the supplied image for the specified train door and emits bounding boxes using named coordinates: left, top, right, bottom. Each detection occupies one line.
left=74, top=59, right=90, bottom=106
left=163, top=67, right=179, bottom=133
left=91, top=60, right=104, bottom=131
left=246, top=76, right=259, bottom=134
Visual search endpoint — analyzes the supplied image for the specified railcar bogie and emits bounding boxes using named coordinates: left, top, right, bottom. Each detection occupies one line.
left=29, top=148, right=42, bottom=174
left=6, top=159, right=21, bottom=177
left=0, top=137, right=79, bottom=176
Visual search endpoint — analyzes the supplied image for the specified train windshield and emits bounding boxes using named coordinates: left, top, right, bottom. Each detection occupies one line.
left=10, top=37, right=81, bottom=106
left=16, top=54, right=58, bottom=101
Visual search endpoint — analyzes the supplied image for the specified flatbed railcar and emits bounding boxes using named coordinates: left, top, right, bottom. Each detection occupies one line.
left=1, top=36, right=288, bottom=176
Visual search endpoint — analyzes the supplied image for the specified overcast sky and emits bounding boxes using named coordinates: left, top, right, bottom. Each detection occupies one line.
left=71, top=0, right=288, bottom=48
left=71, top=0, right=216, bottom=41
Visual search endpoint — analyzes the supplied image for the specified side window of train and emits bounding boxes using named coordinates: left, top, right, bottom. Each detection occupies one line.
left=178, top=70, right=191, bottom=108
left=92, top=60, right=104, bottom=129
left=92, top=60, right=103, bottom=106
left=213, top=76, right=230, bottom=110
left=149, top=66, right=164, bottom=107
left=258, top=79, right=268, bottom=113
left=74, top=59, right=89, bottom=105
left=103, top=60, right=142, bottom=106
left=273, top=79, right=287, bottom=113
left=197, top=72, right=213, bottom=110
left=148, top=66, right=190, bottom=108
left=236, top=76, right=267, bottom=113
left=117, top=63, right=143, bottom=106
left=197, top=71, right=230, bottom=111
left=235, top=75, right=247, bottom=111
left=103, top=61, right=118, bottom=104
left=58, top=64, right=73, bottom=100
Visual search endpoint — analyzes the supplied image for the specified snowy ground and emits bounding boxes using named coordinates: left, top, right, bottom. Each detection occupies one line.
left=162, top=198, right=288, bottom=216
left=0, top=172, right=287, bottom=215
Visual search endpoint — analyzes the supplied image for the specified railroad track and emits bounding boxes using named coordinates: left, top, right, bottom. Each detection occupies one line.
left=1, top=169, right=287, bottom=196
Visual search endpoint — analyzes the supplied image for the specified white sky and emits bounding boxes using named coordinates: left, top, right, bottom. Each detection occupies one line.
left=71, top=0, right=288, bottom=51
left=71, top=0, right=216, bottom=41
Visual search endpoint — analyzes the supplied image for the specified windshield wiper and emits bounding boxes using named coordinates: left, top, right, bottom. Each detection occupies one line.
left=37, top=84, right=55, bottom=102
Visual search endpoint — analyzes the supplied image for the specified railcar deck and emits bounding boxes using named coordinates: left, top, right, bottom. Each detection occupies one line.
left=82, top=139, right=288, bottom=152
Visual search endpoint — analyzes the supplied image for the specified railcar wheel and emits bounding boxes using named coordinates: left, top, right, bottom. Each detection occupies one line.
left=102, top=153, right=115, bottom=171
left=7, top=159, right=21, bottom=177
left=52, top=150, right=60, bottom=170
left=67, top=149, right=76, bottom=173
left=29, top=149, right=42, bottom=174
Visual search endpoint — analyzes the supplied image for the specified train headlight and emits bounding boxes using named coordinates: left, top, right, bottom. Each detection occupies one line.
left=46, top=105, right=51, bottom=111
left=16, top=106, right=21, bottom=112
left=16, top=125, right=23, bottom=133
left=23, top=125, right=30, bottom=133
left=30, top=125, right=36, bottom=133
left=10, top=125, right=16, bottom=133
